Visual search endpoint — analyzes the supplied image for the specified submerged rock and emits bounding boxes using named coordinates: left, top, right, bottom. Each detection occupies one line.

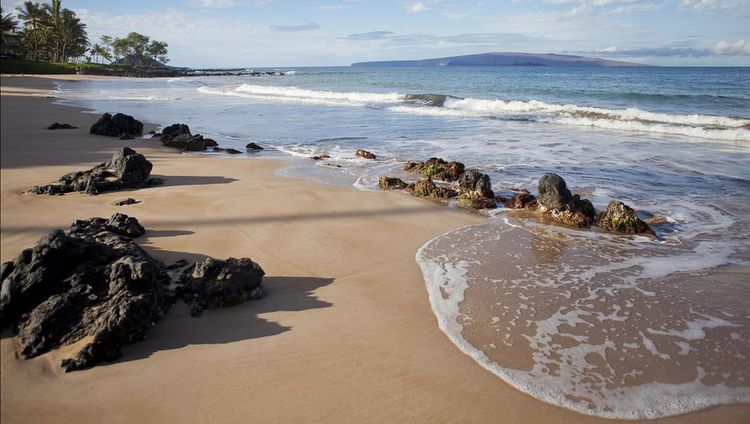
left=30, top=147, right=157, bottom=196
left=379, top=177, right=409, bottom=190
left=179, top=257, right=265, bottom=317
left=245, top=142, right=264, bottom=150
left=355, top=149, right=376, bottom=160
left=597, top=200, right=654, bottom=235
left=90, top=113, right=143, bottom=138
left=309, top=155, right=331, bottom=161
left=48, top=122, right=76, bottom=130
left=0, top=214, right=267, bottom=371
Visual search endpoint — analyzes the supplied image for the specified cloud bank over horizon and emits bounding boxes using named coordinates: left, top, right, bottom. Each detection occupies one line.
left=4, top=0, right=749, bottom=67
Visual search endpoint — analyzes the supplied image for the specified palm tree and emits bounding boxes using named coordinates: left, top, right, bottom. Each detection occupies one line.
left=16, top=1, right=44, bottom=60
left=58, top=9, right=87, bottom=62
left=90, top=43, right=108, bottom=64
left=42, top=0, right=62, bottom=61
left=99, top=35, right=113, bottom=61
left=1, top=7, right=19, bottom=54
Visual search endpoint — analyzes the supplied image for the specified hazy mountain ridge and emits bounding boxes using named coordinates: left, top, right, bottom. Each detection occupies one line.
left=351, top=52, right=647, bottom=67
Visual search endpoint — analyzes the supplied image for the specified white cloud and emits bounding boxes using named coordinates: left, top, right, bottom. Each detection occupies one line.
left=71, top=8, right=325, bottom=66
left=680, top=0, right=750, bottom=12
left=190, top=0, right=272, bottom=7
left=269, top=22, right=320, bottom=32
left=441, top=11, right=470, bottom=19
left=344, top=31, right=534, bottom=47
left=411, top=2, right=426, bottom=12
left=540, top=0, right=668, bottom=16
left=591, top=40, right=750, bottom=57
left=711, top=40, right=750, bottom=55
left=315, top=0, right=362, bottom=11
left=196, top=0, right=237, bottom=6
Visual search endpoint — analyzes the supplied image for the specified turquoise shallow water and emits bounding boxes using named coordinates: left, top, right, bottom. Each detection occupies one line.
left=53, top=66, right=750, bottom=419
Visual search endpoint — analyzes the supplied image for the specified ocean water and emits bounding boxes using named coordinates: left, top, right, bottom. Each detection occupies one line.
left=52, top=66, right=750, bottom=419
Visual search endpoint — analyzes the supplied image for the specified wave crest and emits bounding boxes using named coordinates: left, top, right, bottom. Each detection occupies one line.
left=197, top=84, right=750, bottom=142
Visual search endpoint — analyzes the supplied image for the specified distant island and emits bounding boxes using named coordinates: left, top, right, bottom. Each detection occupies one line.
left=351, top=52, right=647, bottom=68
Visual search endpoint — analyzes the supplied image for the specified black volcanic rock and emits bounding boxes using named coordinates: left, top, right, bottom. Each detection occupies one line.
left=404, top=158, right=465, bottom=182
left=406, top=177, right=456, bottom=199
left=0, top=214, right=172, bottom=371
left=0, top=214, right=267, bottom=371
left=90, top=113, right=143, bottom=137
left=597, top=200, right=654, bottom=235
left=356, top=149, right=376, bottom=160
left=160, top=123, right=191, bottom=141
left=458, top=169, right=494, bottom=199
left=48, top=122, right=76, bottom=130
left=163, top=134, right=210, bottom=151
left=179, top=257, right=265, bottom=317
left=535, top=173, right=596, bottom=227
left=30, top=147, right=157, bottom=195
left=506, top=191, right=536, bottom=209
left=114, top=198, right=140, bottom=206
left=158, top=122, right=217, bottom=151
left=212, top=147, right=242, bottom=154
left=379, top=177, right=409, bottom=190
left=538, top=173, right=572, bottom=211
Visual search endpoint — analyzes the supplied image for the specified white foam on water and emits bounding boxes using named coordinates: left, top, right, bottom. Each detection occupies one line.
left=439, top=97, right=750, bottom=129
left=388, top=104, right=750, bottom=142
left=415, top=222, right=750, bottom=419
left=195, top=84, right=750, bottom=142
left=199, top=84, right=402, bottom=107
left=105, top=95, right=180, bottom=101
left=648, top=315, right=739, bottom=341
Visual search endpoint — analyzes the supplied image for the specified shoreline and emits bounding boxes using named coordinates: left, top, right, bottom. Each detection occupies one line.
left=1, top=75, right=749, bottom=423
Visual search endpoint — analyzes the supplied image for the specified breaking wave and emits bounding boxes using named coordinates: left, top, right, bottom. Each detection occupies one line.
left=197, top=84, right=750, bottom=142
left=198, top=84, right=402, bottom=106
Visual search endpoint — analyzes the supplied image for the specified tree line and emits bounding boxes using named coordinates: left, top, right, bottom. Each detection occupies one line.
left=1, top=1, right=169, bottom=67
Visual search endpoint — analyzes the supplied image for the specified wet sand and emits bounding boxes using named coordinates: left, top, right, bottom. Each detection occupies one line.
left=1, top=76, right=748, bottom=423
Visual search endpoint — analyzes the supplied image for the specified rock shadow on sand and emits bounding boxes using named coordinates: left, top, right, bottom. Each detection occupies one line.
left=153, top=174, right=237, bottom=188
left=115, top=276, right=334, bottom=364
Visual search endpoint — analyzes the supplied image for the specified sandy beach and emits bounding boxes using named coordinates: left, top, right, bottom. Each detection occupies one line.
left=1, top=76, right=748, bottom=424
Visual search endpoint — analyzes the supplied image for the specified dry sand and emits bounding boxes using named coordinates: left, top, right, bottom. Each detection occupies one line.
left=1, top=76, right=748, bottom=423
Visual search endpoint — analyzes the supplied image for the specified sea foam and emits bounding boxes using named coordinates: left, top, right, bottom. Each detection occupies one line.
left=197, top=84, right=750, bottom=142
left=415, top=219, right=750, bottom=419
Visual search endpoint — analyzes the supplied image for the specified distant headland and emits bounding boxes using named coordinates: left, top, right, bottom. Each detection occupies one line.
left=351, top=52, right=647, bottom=68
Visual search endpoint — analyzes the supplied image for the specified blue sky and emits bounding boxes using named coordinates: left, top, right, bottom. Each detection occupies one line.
left=3, top=0, right=749, bottom=67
